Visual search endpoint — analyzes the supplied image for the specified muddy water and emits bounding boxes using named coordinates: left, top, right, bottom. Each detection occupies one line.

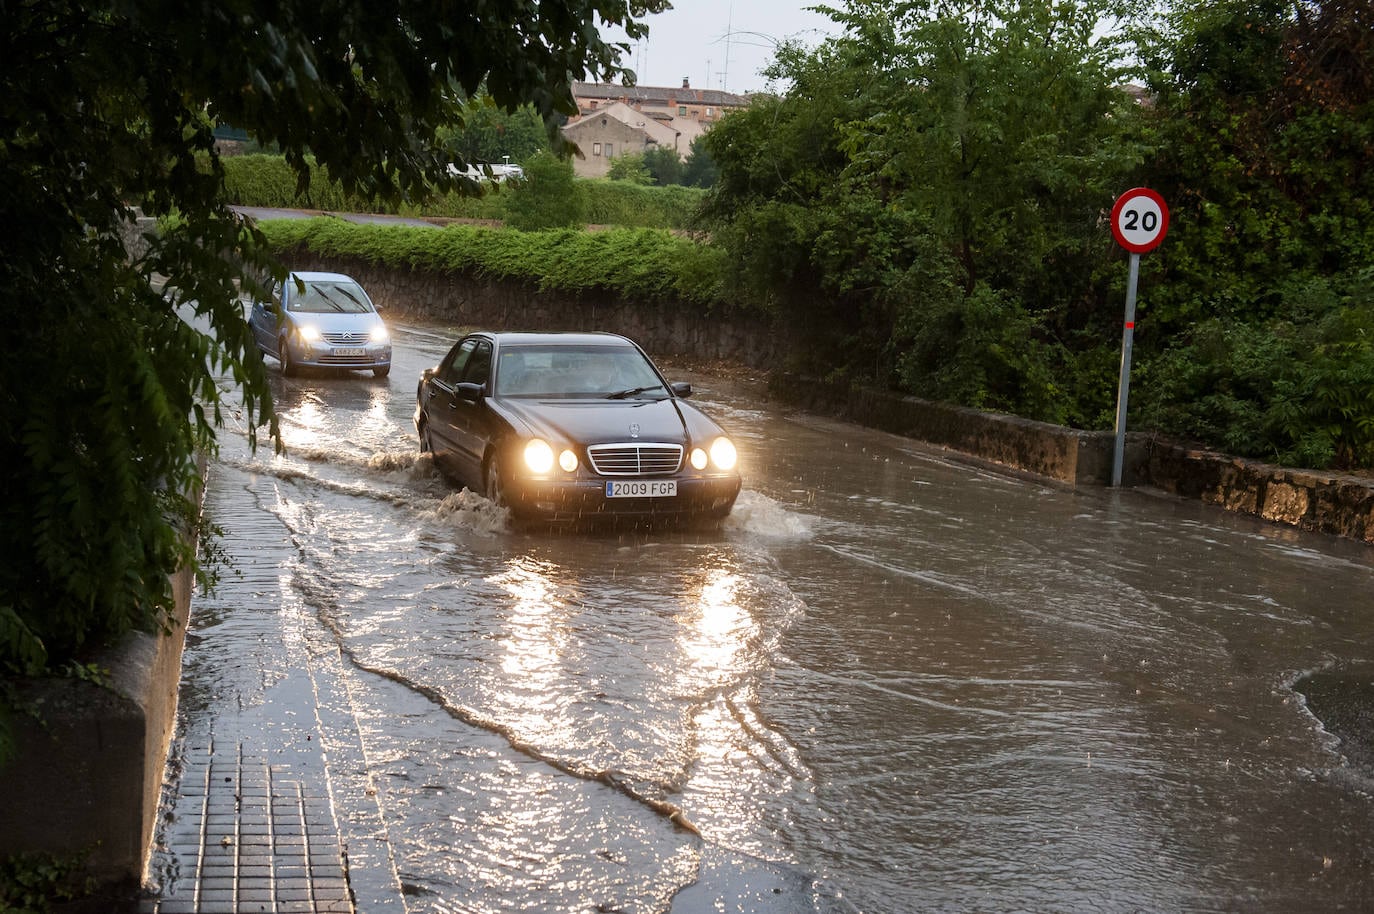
left=192, top=321, right=1374, bottom=913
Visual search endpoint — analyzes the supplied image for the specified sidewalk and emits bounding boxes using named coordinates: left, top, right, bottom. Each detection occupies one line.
left=139, top=461, right=405, bottom=914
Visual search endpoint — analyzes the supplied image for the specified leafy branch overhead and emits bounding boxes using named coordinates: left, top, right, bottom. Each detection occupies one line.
left=0, top=0, right=663, bottom=679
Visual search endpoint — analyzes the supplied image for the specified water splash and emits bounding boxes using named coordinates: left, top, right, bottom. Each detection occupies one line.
left=725, top=491, right=813, bottom=540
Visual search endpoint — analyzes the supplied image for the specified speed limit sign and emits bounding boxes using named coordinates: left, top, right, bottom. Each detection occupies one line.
left=1108, top=187, right=1168, bottom=487
left=1110, top=187, right=1169, bottom=253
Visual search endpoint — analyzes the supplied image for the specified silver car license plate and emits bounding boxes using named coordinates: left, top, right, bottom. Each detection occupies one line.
left=332, top=347, right=366, bottom=357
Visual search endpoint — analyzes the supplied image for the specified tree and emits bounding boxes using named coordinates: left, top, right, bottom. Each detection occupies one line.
left=642, top=145, right=684, bottom=186
left=439, top=97, right=551, bottom=169
left=0, top=0, right=662, bottom=685
left=702, top=0, right=1150, bottom=419
left=605, top=152, right=655, bottom=184
left=504, top=152, right=590, bottom=229
left=680, top=136, right=718, bottom=188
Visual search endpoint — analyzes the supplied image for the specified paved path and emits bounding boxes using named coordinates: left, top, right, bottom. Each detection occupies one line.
left=141, top=462, right=406, bottom=914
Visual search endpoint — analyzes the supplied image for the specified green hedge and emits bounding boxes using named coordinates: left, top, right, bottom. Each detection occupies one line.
left=222, top=154, right=705, bottom=229
left=256, top=217, right=735, bottom=310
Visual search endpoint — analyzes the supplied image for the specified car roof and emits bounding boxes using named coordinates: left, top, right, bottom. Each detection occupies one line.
left=483, top=331, right=638, bottom=348
left=288, top=271, right=359, bottom=283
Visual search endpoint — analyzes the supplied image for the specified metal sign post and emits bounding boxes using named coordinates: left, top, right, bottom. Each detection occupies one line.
left=1112, top=253, right=1140, bottom=487
left=1108, top=188, right=1169, bottom=487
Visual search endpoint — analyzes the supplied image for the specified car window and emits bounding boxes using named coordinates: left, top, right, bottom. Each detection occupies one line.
left=287, top=279, right=374, bottom=314
left=438, top=339, right=477, bottom=385
left=494, top=344, right=663, bottom=397
left=462, top=341, right=493, bottom=387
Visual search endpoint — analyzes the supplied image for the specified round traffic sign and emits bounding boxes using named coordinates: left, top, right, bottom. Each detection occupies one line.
left=1110, top=187, right=1169, bottom=253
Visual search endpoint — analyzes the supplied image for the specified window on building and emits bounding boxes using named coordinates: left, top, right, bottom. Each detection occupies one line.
left=678, top=105, right=687, bottom=116
left=706, top=107, right=714, bottom=117
left=592, top=142, right=601, bottom=156
left=605, top=143, right=613, bottom=157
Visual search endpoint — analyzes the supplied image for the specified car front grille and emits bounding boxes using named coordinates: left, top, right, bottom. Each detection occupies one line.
left=587, top=443, right=683, bottom=476
left=322, top=331, right=371, bottom=346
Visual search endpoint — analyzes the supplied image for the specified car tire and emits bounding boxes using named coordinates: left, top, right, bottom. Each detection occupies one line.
left=417, top=423, right=432, bottom=454
left=484, top=457, right=506, bottom=507
left=279, top=337, right=298, bottom=377
left=373, top=365, right=390, bottom=379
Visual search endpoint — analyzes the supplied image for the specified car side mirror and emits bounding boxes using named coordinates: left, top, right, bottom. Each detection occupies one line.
left=455, top=381, right=485, bottom=402
left=671, top=381, right=692, bottom=398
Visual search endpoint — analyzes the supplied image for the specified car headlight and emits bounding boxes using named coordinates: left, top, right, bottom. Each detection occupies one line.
left=523, top=439, right=555, bottom=474
left=371, top=325, right=389, bottom=343
left=690, top=448, right=709, bottom=470
left=558, top=449, right=579, bottom=473
left=297, top=324, right=321, bottom=342
left=709, top=437, right=738, bottom=471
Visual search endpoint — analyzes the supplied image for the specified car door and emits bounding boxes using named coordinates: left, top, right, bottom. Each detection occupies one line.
left=249, top=282, right=283, bottom=356
left=423, top=338, right=479, bottom=483
left=444, top=339, right=494, bottom=485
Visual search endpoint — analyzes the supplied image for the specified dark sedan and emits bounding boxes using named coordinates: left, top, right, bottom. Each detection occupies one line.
left=415, top=332, right=741, bottom=525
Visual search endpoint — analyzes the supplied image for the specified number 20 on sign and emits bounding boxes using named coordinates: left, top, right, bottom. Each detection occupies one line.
left=1109, top=188, right=1169, bottom=487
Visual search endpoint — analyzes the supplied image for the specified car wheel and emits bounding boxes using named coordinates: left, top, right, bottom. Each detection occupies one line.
left=373, top=365, right=390, bottom=379
left=279, top=337, right=298, bottom=377
left=484, top=457, right=506, bottom=507
left=417, top=422, right=432, bottom=454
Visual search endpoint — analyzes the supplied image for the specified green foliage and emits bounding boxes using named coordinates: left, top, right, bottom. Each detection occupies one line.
left=503, top=152, right=589, bottom=230
left=1, top=0, right=662, bottom=695
left=1137, top=270, right=1374, bottom=468
left=642, top=146, right=685, bottom=186
left=438, top=97, right=549, bottom=166
left=258, top=218, right=734, bottom=308
left=222, top=152, right=706, bottom=228
left=0, top=851, right=93, bottom=914
left=606, top=153, right=654, bottom=184
left=703, top=0, right=1149, bottom=391
left=584, top=182, right=706, bottom=228
left=1140, top=0, right=1374, bottom=334
left=681, top=135, right=718, bottom=188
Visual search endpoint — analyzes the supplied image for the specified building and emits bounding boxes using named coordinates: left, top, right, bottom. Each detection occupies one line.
left=562, top=79, right=750, bottom=178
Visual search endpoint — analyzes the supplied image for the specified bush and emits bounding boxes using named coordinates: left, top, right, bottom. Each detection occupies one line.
left=1136, top=271, right=1374, bottom=469
left=502, top=152, right=587, bottom=231
left=256, top=218, right=736, bottom=310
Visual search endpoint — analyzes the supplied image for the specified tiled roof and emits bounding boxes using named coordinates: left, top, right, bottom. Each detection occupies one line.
left=572, top=80, right=750, bottom=108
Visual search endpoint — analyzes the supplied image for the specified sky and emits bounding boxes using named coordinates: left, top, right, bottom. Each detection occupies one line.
left=602, top=1, right=846, bottom=95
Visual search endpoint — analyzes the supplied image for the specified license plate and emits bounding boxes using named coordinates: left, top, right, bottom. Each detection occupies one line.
left=332, top=347, right=366, bottom=357
left=605, top=479, right=677, bottom=498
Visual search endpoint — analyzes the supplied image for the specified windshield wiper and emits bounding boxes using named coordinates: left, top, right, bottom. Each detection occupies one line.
left=605, top=384, right=664, bottom=400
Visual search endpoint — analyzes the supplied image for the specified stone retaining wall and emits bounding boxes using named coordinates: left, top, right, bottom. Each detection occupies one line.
left=770, top=374, right=1374, bottom=544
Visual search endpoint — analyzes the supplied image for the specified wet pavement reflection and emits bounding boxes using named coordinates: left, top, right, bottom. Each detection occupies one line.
left=153, top=320, right=1374, bottom=913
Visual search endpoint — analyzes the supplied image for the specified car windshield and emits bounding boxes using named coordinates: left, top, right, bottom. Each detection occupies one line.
left=495, top=344, right=665, bottom=398
left=288, top=280, right=373, bottom=314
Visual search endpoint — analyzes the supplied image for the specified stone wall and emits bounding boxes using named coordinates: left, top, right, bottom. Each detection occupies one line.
left=1143, top=439, right=1374, bottom=543
left=768, top=374, right=1374, bottom=544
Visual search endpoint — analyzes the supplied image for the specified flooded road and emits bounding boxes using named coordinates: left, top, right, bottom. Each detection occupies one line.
left=181, top=319, right=1374, bottom=912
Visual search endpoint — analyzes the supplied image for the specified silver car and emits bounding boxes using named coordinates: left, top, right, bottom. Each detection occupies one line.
left=249, top=271, right=392, bottom=378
